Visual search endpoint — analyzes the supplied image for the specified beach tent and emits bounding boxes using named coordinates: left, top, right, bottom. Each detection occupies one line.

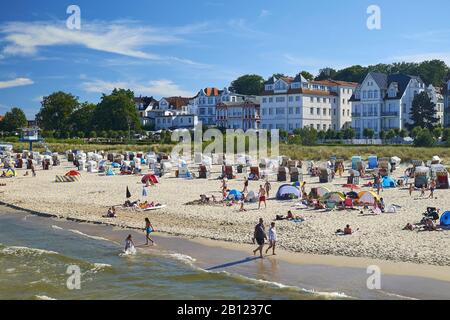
left=440, top=211, right=450, bottom=226
left=323, top=192, right=345, bottom=203
left=316, top=186, right=330, bottom=198
left=4, top=168, right=16, bottom=177
left=227, top=189, right=243, bottom=201
left=246, top=191, right=257, bottom=203
left=105, top=167, right=115, bottom=176
left=111, top=162, right=121, bottom=168
left=346, top=191, right=359, bottom=199
left=141, top=174, right=159, bottom=184
left=382, top=176, right=396, bottom=188
left=65, top=170, right=81, bottom=177
left=357, top=191, right=380, bottom=205
left=276, top=184, right=300, bottom=200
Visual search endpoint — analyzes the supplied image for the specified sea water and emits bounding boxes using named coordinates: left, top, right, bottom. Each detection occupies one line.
left=0, top=210, right=325, bottom=300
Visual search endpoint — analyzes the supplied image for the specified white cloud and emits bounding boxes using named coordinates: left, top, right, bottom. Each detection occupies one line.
left=259, top=10, right=271, bottom=18
left=0, top=77, right=34, bottom=89
left=81, top=79, right=194, bottom=98
left=227, top=19, right=266, bottom=37
left=0, top=20, right=208, bottom=64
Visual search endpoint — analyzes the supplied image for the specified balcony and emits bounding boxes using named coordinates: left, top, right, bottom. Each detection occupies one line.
left=381, top=111, right=398, bottom=117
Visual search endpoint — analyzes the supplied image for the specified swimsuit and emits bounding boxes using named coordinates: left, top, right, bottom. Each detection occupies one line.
left=146, top=227, right=153, bottom=234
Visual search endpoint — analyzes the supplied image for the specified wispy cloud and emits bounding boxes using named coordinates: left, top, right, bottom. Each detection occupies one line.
left=259, top=10, right=271, bottom=18
left=0, top=20, right=209, bottom=65
left=402, top=29, right=450, bottom=43
left=227, top=19, right=266, bottom=37
left=81, top=79, right=194, bottom=98
left=0, top=77, right=34, bottom=89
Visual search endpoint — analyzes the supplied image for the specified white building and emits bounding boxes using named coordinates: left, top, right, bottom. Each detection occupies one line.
left=188, top=87, right=246, bottom=127
left=444, top=79, right=450, bottom=127
left=216, top=97, right=260, bottom=130
left=350, top=72, right=426, bottom=138
left=426, top=85, right=444, bottom=127
left=134, top=96, right=159, bottom=127
left=259, top=74, right=357, bottom=133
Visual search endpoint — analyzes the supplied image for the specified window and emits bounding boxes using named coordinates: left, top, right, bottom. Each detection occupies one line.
left=310, top=108, right=314, bottom=114
left=262, top=98, right=267, bottom=103
left=288, top=107, right=293, bottom=114
left=317, top=97, right=321, bottom=103
left=363, top=91, right=367, bottom=99
left=310, top=97, right=314, bottom=102
left=323, top=108, right=327, bottom=116
left=269, top=97, right=273, bottom=103
left=289, top=96, right=294, bottom=102
left=323, top=124, right=327, bottom=131
left=316, top=124, right=320, bottom=130
left=295, top=95, right=300, bottom=101
left=276, top=97, right=285, bottom=103
left=296, top=107, right=301, bottom=114
left=276, top=108, right=285, bottom=115
left=269, top=108, right=273, bottom=115
left=317, top=108, right=320, bottom=115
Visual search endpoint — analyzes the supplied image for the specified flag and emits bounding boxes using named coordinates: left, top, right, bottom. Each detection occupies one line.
left=126, top=186, right=131, bottom=199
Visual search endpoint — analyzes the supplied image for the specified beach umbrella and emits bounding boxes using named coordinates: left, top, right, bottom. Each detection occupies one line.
left=126, top=186, right=131, bottom=199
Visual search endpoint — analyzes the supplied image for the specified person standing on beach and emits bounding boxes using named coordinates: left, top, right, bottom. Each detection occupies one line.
left=144, top=218, right=155, bottom=246
left=409, top=183, right=414, bottom=197
left=264, top=180, right=271, bottom=198
left=265, top=222, right=277, bottom=256
left=253, top=218, right=267, bottom=258
left=258, top=185, right=267, bottom=209
left=31, top=163, right=36, bottom=177
left=243, top=177, right=249, bottom=194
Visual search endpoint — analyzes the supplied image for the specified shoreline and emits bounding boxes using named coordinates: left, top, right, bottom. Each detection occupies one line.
left=2, top=202, right=449, bottom=284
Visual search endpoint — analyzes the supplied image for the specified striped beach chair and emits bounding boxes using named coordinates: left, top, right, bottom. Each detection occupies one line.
left=55, top=175, right=79, bottom=183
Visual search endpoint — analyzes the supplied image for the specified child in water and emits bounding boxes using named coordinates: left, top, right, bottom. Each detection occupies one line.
left=124, top=234, right=136, bottom=255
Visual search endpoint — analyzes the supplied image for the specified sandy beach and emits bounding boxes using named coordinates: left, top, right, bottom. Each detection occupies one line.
left=1, top=157, right=449, bottom=269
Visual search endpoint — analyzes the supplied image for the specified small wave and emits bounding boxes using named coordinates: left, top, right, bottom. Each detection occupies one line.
left=51, top=225, right=64, bottom=230
left=90, top=263, right=113, bottom=273
left=2, top=246, right=59, bottom=257
left=67, top=229, right=115, bottom=243
left=167, top=253, right=197, bottom=265
left=216, top=271, right=352, bottom=300
left=379, top=290, right=418, bottom=300
left=5, top=268, right=16, bottom=273
left=35, top=295, right=57, bottom=300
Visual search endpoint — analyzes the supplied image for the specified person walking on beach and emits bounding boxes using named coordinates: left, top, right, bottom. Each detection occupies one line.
left=409, top=183, right=414, bottom=197
left=264, top=180, right=272, bottom=198
left=428, top=179, right=436, bottom=199
left=253, top=218, right=267, bottom=258
left=258, top=185, right=267, bottom=209
left=31, top=163, right=36, bottom=177
left=265, top=222, right=277, bottom=256
left=144, top=218, right=155, bottom=246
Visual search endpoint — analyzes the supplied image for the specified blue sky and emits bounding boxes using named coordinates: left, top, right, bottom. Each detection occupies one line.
left=1, top=0, right=450, bottom=118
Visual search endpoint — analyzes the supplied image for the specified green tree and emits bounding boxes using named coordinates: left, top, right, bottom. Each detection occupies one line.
left=399, top=129, right=408, bottom=138
left=409, top=92, right=439, bottom=130
left=433, top=127, right=443, bottom=139
left=300, top=71, right=314, bottom=81
left=442, top=128, right=450, bottom=142
left=68, top=102, right=96, bottom=133
left=342, top=127, right=356, bottom=140
left=385, top=130, right=396, bottom=140
left=317, top=130, right=326, bottom=141
left=411, top=126, right=422, bottom=139
left=36, top=92, right=79, bottom=131
left=363, top=128, right=375, bottom=140
left=414, top=128, right=436, bottom=147
left=298, top=127, right=318, bottom=146
left=315, top=68, right=337, bottom=80
left=379, top=130, right=386, bottom=140
left=229, top=74, right=265, bottom=95
left=1, top=107, right=28, bottom=132
left=88, top=131, right=97, bottom=138
left=93, top=89, right=140, bottom=132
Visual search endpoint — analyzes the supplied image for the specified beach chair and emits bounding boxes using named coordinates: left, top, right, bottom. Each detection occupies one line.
left=198, top=165, right=210, bottom=179
left=325, top=201, right=336, bottom=211
left=277, top=167, right=288, bottom=182
left=249, top=167, right=260, bottom=180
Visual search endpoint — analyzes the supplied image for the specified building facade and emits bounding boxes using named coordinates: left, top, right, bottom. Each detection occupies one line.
left=134, top=96, right=159, bottom=127
left=444, top=79, right=450, bottom=127
left=426, top=85, right=444, bottom=127
left=216, top=97, right=260, bottom=130
left=259, top=74, right=357, bottom=133
left=350, top=72, right=426, bottom=138
left=188, top=87, right=248, bottom=127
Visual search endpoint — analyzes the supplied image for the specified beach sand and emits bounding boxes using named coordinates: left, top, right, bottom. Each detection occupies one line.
left=1, top=158, right=449, bottom=269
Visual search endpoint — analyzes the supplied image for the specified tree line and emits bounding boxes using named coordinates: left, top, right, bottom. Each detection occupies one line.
left=229, top=60, right=450, bottom=96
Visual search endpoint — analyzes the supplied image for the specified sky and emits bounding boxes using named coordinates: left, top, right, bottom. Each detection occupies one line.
left=1, top=0, right=450, bottom=118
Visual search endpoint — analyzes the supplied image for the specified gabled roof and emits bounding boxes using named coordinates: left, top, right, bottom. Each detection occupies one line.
left=368, top=72, right=388, bottom=89
left=264, top=76, right=276, bottom=85
left=134, top=96, right=159, bottom=110
left=164, top=97, right=191, bottom=109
